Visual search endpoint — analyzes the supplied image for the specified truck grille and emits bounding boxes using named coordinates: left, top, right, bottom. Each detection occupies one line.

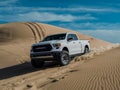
left=32, top=44, right=52, bottom=52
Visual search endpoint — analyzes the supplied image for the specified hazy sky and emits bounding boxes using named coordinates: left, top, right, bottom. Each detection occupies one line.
left=0, top=0, right=120, bottom=43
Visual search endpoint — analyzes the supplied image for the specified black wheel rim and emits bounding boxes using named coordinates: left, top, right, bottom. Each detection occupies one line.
left=85, top=48, right=89, bottom=53
left=61, top=53, right=69, bottom=65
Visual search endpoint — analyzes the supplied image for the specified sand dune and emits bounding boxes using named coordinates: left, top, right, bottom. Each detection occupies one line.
left=0, top=22, right=112, bottom=68
left=44, top=46, right=120, bottom=90
left=0, top=22, right=119, bottom=90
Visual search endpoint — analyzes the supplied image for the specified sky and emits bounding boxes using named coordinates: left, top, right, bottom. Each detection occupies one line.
left=0, top=0, right=120, bottom=43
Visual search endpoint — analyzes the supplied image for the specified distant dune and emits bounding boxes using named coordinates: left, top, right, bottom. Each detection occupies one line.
left=0, top=22, right=112, bottom=68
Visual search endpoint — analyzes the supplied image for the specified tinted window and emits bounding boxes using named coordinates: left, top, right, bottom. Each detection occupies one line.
left=43, top=34, right=66, bottom=41
left=67, top=34, right=72, bottom=41
left=67, top=34, right=78, bottom=41
left=71, top=34, right=78, bottom=40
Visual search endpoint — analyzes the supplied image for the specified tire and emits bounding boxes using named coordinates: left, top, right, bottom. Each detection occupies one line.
left=54, top=51, right=70, bottom=66
left=31, top=58, right=44, bottom=68
left=84, top=47, right=89, bottom=54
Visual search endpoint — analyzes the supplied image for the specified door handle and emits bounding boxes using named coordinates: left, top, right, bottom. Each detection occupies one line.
left=73, top=42, right=76, bottom=44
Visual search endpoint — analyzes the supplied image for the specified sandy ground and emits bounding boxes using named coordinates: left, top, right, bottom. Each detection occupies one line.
left=0, top=45, right=119, bottom=90
left=0, top=22, right=119, bottom=90
left=43, top=46, right=120, bottom=90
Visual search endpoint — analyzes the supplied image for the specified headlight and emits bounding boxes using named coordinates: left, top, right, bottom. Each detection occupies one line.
left=53, top=43, right=61, bottom=49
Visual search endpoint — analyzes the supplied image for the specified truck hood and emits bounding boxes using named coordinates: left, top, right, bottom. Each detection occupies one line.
left=32, top=40, right=65, bottom=46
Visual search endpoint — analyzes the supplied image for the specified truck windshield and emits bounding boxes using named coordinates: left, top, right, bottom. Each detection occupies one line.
left=43, top=34, right=66, bottom=41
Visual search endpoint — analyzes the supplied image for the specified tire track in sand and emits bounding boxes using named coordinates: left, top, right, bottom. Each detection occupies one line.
left=33, top=23, right=46, bottom=38
left=27, top=22, right=42, bottom=41
left=24, top=22, right=46, bottom=42
left=23, top=23, right=38, bottom=43
left=0, top=58, right=84, bottom=90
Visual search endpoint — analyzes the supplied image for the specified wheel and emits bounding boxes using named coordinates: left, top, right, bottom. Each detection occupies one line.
left=54, top=51, right=70, bottom=66
left=84, top=47, right=89, bottom=54
left=31, top=58, right=44, bottom=68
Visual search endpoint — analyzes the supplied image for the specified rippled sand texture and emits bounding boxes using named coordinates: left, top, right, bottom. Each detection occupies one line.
left=45, top=46, right=120, bottom=90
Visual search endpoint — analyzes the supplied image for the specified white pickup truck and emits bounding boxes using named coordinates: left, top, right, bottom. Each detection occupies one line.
left=30, top=32, right=90, bottom=68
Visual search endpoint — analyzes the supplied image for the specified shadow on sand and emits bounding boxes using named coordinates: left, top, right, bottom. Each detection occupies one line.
left=0, top=61, right=58, bottom=80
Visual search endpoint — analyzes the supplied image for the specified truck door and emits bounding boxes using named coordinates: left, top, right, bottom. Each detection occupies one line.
left=67, top=34, right=80, bottom=55
left=71, top=34, right=82, bottom=54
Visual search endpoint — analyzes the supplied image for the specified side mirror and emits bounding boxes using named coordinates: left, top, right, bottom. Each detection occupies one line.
left=68, top=37, right=74, bottom=41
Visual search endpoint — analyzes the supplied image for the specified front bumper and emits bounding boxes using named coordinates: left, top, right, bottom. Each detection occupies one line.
left=30, top=51, right=52, bottom=57
left=30, top=51, right=62, bottom=60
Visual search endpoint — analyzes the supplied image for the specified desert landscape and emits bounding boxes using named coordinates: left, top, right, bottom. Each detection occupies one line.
left=0, top=22, right=119, bottom=90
